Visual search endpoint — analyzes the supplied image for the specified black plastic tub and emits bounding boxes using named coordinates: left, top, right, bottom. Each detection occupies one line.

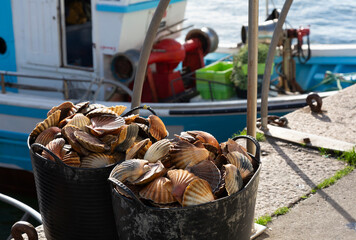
left=109, top=135, right=261, bottom=240
left=28, top=138, right=118, bottom=240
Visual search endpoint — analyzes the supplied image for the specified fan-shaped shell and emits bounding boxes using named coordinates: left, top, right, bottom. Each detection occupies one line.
left=187, top=130, right=221, bottom=154
left=144, top=139, right=171, bottom=163
left=132, top=161, right=166, bottom=185
left=110, top=159, right=150, bottom=183
left=114, top=123, right=139, bottom=152
left=182, top=178, right=215, bottom=207
left=30, top=110, right=61, bottom=139
left=34, top=127, right=61, bottom=146
left=42, top=138, right=66, bottom=161
left=226, top=151, right=254, bottom=180
left=79, top=103, right=106, bottom=115
left=81, top=153, right=118, bottom=168
left=148, top=115, right=168, bottom=141
left=61, top=124, right=90, bottom=156
left=225, top=138, right=253, bottom=162
left=87, top=116, right=125, bottom=137
left=74, top=131, right=110, bottom=153
left=47, top=101, right=76, bottom=120
left=166, top=169, right=197, bottom=203
left=66, top=113, right=91, bottom=131
left=86, top=108, right=118, bottom=118
left=124, top=114, right=139, bottom=125
left=126, top=138, right=151, bottom=160
left=187, top=160, right=221, bottom=192
left=108, top=105, right=127, bottom=116
left=62, top=151, right=81, bottom=167
left=74, top=101, right=90, bottom=114
left=223, top=164, right=243, bottom=195
left=139, top=177, right=176, bottom=204
left=169, top=140, right=209, bottom=169
left=175, top=131, right=196, bottom=143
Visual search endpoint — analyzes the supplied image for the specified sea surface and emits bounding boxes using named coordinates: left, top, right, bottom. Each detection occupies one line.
left=180, top=0, right=356, bottom=46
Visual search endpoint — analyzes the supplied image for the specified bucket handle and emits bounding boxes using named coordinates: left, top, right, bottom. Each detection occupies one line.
left=122, top=105, right=157, bottom=117
left=108, top=177, right=146, bottom=207
left=30, top=143, right=67, bottom=167
left=232, top=135, right=261, bottom=163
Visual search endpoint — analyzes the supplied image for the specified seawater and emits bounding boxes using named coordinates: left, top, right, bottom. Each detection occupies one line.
left=180, top=0, right=356, bottom=45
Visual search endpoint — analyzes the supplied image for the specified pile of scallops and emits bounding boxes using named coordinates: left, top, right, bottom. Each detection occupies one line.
left=30, top=101, right=257, bottom=207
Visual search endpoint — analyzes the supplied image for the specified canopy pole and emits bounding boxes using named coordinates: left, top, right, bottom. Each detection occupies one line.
left=131, top=0, right=171, bottom=112
left=260, top=0, right=293, bottom=130
left=246, top=0, right=259, bottom=154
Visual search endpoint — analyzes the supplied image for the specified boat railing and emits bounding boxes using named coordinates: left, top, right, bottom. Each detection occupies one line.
left=0, top=70, right=133, bottom=100
left=0, top=192, right=41, bottom=240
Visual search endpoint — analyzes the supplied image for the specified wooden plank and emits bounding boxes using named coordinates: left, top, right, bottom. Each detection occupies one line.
left=259, top=124, right=355, bottom=152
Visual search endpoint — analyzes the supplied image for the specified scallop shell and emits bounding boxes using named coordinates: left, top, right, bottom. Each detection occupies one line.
left=108, top=105, right=127, bottom=116
left=132, top=161, right=167, bottom=185
left=30, top=110, right=61, bottom=139
left=74, top=101, right=90, bottom=114
left=110, top=159, right=150, bottom=183
left=74, top=131, right=110, bottom=153
left=187, top=160, right=221, bottom=192
left=124, top=114, right=139, bottom=124
left=87, top=116, right=125, bottom=137
left=175, top=131, right=196, bottom=143
left=182, top=178, right=215, bottom=207
left=62, top=151, right=81, bottom=167
left=86, top=108, right=118, bottom=118
left=169, top=139, right=209, bottom=169
left=61, top=124, right=90, bottom=156
left=144, top=139, right=171, bottom=163
left=148, top=115, right=168, bottom=141
left=79, top=103, right=106, bottom=115
left=100, top=134, right=120, bottom=153
left=226, top=151, right=254, bottom=180
left=225, top=138, right=253, bottom=162
left=66, top=113, right=91, bottom=131
left=126, top=138, right=151, bottom=160
left=34, top=127, right=61, bottom=146
left=136, top=123, right=150, bottom=139
left=187, top=130, right=221, bottom=154
left=223, top=164, right=243, bottom=195
left=166, top=169, right=197, bottom=203
left=139, top=177, right=176, bottom=204
left=47, top=101, right=76, bottom=120
left=213, top=154, right=228, bottom=170
left=114, top=123, right=139, bottom=152
left=81, top=153, right=118, bottom=168
left=42, top=138, right=66, bottom=162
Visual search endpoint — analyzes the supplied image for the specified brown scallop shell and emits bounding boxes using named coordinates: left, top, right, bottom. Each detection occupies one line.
left=148, top=115, right=168, bottom=141
left=87, top=116, right=125, bottom=137
left=42, top=138, right=66, bottom=162
left=166, top=169, right=197, bottom=203
left=169, top=139, right=209, bottom=169
left=47, top=101, right=76, bottom=120
left=62, top=151, right=81, bottom=167
left=223, top=164, right=243, bottom=195
left=74, top=101, right=90, bottom=114
left=79, top=103, right=106, bottom=115
left=110, top=159, right=150, bottom=183
left=74, top=131, right=110, bottom=153
left=139, top=177, right=176, bottom=204
left=108, top=105, right=127, bottom=116
left=182, top=178, right=215, bottom=207
left=61, top=124, right=90, bottom=156
left=114, top=123, right=139, bottom=152
left=126, top=138, right=152, bottom=160
left=86, top=108, right=118, bottom=118
left=124, top=114, right=139, bottom=125
left=132, top=161, right=167, bottom=185
left=34, top=127, right=61, bottom=146
left=30, top=110, right=61, bottom=139
left=225, top=138, right=253, bottom=162
left=187, top=160, right=221, bottom=192
left=66, top=113, right=91, bottom=131
left=81, top=153, right=118, bottom=168
left=175, top=132, right=196, bottom=143
left=226, top=151, right=254, bottom=180
left=187, top=130, right=221, bottom=154
left=144, top=139, right=171, bottom=163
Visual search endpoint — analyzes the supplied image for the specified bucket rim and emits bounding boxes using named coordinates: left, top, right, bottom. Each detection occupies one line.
left=110, top=162, right=261, bottom=211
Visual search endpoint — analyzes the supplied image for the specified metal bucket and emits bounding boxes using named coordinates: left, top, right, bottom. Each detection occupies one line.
left=28, top=138, right=119, bottom=240
left=109, top=135, right=261, bottom=240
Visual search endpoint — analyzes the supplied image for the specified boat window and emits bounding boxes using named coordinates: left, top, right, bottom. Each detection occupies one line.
left=0, top=37, right=6, bottom=54
left=63, top=0, right=93, bottom=68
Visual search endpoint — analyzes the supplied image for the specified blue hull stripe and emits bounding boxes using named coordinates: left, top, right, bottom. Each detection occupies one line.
left=0, top=104, right=48, bottom=118
left=97, top=0, right=186, bottom=13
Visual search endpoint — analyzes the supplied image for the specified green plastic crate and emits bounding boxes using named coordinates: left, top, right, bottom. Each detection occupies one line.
left=196, top=61, right=234, bottom=100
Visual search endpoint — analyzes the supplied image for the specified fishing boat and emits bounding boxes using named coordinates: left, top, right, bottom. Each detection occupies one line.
left=1, top=0, right=356, bottom=172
